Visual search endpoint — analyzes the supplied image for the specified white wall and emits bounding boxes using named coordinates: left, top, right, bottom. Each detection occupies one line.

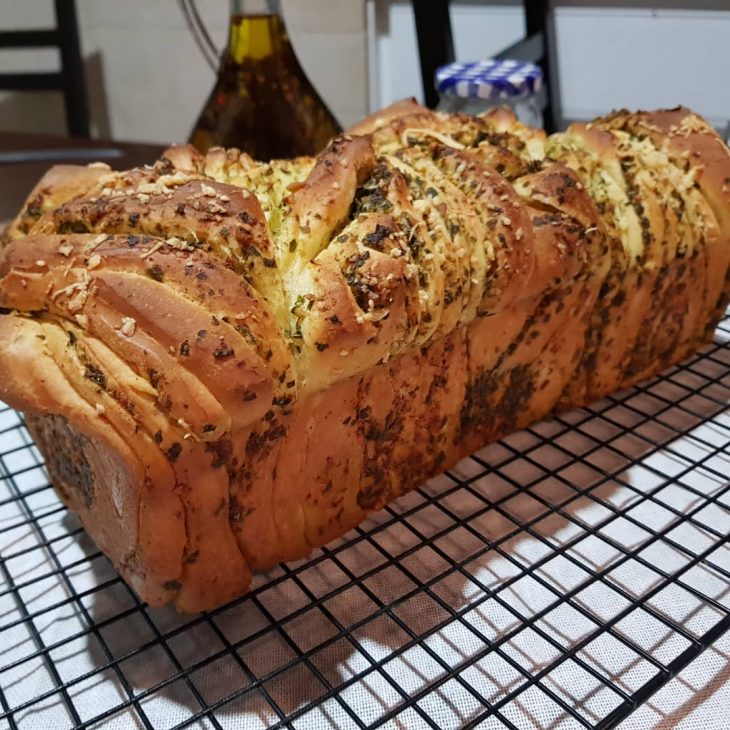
left=369, top=0, right=730, bottom=130
left=554, top=5, right=730, bottom=128
left=0, top=0, right=370, bottom=142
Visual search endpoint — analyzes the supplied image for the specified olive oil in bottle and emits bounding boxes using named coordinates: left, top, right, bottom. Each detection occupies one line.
left=189, top=0, right=341, bottom=160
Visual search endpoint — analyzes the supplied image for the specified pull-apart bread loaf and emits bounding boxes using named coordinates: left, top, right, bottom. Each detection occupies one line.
left=1, top=103, right=728, bottom=611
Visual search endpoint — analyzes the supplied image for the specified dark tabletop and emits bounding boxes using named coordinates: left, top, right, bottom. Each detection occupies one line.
left=0, top=132, right=165, bottom=223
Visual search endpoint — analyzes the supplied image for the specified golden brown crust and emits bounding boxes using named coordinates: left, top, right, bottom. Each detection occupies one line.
left=0, top=314, right=186, bottom=604
left=279, top=135, right=376, bottom=265
left=31, top=173, right=285, bottom=309
left=1, top=104, right=728, bottom=611
left=596, top=107, right=730, bottom=336
left=344, top=97, right=429, bottom=137
left=546, top=108, right=730, bottom=402
left=3, top=164, right=108, bottom=242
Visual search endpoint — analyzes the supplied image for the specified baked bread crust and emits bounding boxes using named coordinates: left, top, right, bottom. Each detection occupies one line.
left=1, top=105, right=728, bottom=611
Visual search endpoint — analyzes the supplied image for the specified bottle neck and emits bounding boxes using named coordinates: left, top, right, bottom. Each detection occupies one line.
left=227, top=0, right=287, bottom=64
left=229, top=0, right=281, bottom=18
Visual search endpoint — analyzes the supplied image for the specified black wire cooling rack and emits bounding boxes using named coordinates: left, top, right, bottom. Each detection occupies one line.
left=1, top=314, right=729, bottom=730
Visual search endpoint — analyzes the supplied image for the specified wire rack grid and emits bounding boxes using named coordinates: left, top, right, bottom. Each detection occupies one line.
left=0, top=313, right=729, bottom=730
